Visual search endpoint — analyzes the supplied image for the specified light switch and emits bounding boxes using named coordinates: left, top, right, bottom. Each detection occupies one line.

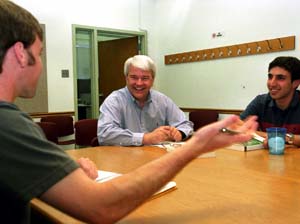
left=61, top=69, right=69, bottom=78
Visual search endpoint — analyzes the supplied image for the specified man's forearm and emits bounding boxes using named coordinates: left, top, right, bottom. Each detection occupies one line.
left=98, top=127, right=141, bottom=146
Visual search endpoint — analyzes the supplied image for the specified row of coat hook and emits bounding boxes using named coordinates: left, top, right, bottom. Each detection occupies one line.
left=165, top=36, right=295, bottom=65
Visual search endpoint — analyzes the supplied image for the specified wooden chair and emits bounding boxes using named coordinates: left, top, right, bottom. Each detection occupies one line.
left=74, top=119, right=98, bottom=147
left=36, top=122, right=59, bottom=144
left=31, top=198, right=84, bottom=224
left=40, top=116, right=75, bottom=145
left=189, top=109, right=219, bottom=131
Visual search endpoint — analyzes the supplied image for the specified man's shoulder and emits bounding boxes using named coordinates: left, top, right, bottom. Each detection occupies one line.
left=295, top=90, right=300, bottom=100
left=150, top=90, right=179, bottom=107
left=106, top=88, right=127, bottom=99
left=0, top=103, right=40, bottom=146
left=102, top=88, right=131, bottom=109
left=0, top=101, right=17, bottom=109
left=150, top=89, right=169, bottom=99
left=0, top=101, right=25, bottom=117
left=253, top=93, right=271, bottom=102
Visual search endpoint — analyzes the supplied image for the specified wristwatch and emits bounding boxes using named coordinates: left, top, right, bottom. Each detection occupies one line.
left=286, top=133, right=294, bottom=145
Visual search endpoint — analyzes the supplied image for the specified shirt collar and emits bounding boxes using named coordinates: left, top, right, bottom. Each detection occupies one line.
left=268, top=90, right=300, bottom=109
left=290, top=90, right=300, bottom=108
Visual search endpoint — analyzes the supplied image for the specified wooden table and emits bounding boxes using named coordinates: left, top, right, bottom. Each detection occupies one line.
left=31, top=146, right=300, bottom=223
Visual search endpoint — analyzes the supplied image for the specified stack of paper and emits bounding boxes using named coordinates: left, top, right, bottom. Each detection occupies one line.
left=96, top=170, right=122, bottom=182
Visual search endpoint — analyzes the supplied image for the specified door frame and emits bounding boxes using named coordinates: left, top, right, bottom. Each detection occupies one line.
left=72, top=25, right=147, bottom=120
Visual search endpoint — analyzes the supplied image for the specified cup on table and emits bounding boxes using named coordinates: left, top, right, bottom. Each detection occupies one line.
left=266, top=127, right=286, bottom=155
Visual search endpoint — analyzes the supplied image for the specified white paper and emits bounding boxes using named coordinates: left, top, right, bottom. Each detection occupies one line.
left=153, top=142, right=216, bottom=158
left=95, top=170, right=176, bottom=196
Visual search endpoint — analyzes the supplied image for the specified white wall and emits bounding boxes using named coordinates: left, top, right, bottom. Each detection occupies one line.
left=145, top=0, right=300, bottom=110
left=13, top=0, right=141, bottom=112
left=13, top=0, right=300, bottom=112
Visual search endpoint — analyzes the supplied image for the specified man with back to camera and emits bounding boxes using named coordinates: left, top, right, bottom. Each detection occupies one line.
left=0, top=1, right=258, bottom=223
left=97, top=55, right=194, bottom=146
left=240, top=56, right=300, bottom=147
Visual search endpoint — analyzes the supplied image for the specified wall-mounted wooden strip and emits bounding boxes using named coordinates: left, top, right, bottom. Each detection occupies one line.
left=29, top=111, right=75, bottom=119
left=180, top=107, right=242, bottom=115
left=165, top=36, right=295, bottom=65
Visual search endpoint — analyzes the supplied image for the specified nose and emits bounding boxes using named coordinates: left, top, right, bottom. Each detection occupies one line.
left=268, top=77, right=277, bottom=86
left=136, top=78, right=144, bottom=85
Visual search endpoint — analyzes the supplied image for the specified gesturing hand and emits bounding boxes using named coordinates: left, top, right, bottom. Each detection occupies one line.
left=184, top=115, right=258, bottom=155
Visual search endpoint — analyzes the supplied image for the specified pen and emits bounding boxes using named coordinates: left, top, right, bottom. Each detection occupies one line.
left=219, top=128, right=242, bottom=135
left=219, top=128, right=265, bottom=142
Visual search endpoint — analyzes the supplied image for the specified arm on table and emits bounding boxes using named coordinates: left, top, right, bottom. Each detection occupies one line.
left=40, top=115, right=258, bottom=224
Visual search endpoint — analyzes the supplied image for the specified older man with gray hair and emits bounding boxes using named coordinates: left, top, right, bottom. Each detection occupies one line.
left=98, top=55, right=194, bottom=146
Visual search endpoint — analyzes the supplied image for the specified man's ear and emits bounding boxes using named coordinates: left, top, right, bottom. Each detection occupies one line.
left=292, top=79, right=300, bottom=90
left=13, top=42, right=27, bottom=68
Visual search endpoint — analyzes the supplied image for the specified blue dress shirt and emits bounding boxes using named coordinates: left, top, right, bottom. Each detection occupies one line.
left=97, top=87, right=193, bottom=146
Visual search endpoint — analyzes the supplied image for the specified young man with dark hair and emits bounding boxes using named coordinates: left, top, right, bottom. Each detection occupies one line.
left=241, top=56, right=300, bottom=146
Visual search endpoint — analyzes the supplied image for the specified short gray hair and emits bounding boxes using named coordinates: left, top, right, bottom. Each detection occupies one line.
left=124, top=55, right=156, bottom=78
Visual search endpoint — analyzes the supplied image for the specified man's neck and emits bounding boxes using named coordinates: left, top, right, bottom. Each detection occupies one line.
left=0, top=82, right=15, bottom=103
left=275, top=92, right=295, bottom=110
left=137, top=100, right=145, bottom=108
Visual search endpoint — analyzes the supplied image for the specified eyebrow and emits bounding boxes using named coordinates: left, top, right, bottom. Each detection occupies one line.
left=268, top=73, right=286, bottom=76
left=129, top=74, right=151, bottom=78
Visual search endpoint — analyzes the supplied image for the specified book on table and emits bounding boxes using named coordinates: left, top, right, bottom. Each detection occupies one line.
left=96, top=170, right=177, bottom=197
left=225, top=138, right=264, bottom=151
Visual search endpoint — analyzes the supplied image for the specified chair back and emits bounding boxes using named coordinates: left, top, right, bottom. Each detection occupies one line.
left=41, top=116, right=74, bottom=136
left=40, top=115, right=75, bottom=145
left=36, top=122, right=59, bottom=144
left=75, top=119, right=98, bottom=147
left=189, top=109, right=219, bottom=131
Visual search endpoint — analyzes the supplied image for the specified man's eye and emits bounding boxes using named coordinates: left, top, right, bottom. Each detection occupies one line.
left=277, top=75, right=285, bottom=80
left=142, top=77, right=150, bottom=81
left=268, top=74, right=272, bottom=79
left=130, top=76, right=138, bottom=80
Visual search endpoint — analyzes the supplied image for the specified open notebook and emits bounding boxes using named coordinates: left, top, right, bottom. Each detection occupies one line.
left=96, top=170, right=177, bottom=197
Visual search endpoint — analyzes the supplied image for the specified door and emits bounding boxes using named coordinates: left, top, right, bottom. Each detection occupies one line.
left=73, top=26, right=146, bottom=120
left=76, top=29, right=94, bottom=120
left=98, top=36, right=139, bottom=107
